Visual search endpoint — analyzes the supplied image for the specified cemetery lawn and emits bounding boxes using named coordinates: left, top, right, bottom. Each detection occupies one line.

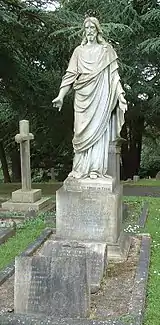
left=0, top=215, right=55, bottom=270
left=123, top=179, right=160, bottom=186
left=142, top=197, right=160, bottom=325
left=0, top=182, right=62, bottom=196
left=123, top=196, right=143, bottom=230
left=121, top=196, right=160, bottom=325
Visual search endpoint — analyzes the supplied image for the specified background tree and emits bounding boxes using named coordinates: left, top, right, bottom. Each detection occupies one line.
left=0, top=0, right=74, bottom=181
left=0, top=0, right=159, bottom=181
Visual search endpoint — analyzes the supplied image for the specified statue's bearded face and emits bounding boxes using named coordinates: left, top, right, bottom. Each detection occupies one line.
left=84, top=21, right=98, bottom=43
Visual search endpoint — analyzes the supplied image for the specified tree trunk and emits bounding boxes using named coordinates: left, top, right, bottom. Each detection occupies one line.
left=11, top=147, right=21, bottom=182
left=121, top=116, right=144, bottom=180
left=0, top=140, right=11, bottom=183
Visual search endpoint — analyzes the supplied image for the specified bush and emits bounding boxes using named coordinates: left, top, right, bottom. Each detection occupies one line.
left=139, top=137, right=160, bottom=178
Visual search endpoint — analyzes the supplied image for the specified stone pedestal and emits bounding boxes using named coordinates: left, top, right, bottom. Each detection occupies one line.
left=56, top=184, right=121, bottom=242
left=56, top=177, right=131, bottom=260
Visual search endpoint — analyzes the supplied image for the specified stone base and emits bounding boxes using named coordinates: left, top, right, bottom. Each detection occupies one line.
left=2, top=197, right=52, bottom=212
left=55, top=179, right=131, bottom=261
left=12, top=189, right=42, bottom=203
left=56, top=181, right=122, bottom=243
left=107, top=231, right=131, bottom=261
left=64, top=176, right=116, bottom=192
left=39, top=239, right=108, bottom=294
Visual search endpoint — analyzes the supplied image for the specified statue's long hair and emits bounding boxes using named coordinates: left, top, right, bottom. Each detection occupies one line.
left=81, top=17, right=107, bottom=46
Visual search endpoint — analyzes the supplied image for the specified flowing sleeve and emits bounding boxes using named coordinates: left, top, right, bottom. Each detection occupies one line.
left=60, top=47, right=79, bottom=89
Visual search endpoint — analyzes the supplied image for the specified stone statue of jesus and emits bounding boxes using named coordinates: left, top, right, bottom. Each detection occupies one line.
left=52, top=17, right=127, bottom=179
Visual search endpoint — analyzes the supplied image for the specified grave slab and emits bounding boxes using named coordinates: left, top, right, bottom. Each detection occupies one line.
left=14, top=243, right=90, bottom=317
left=107, top=231, right=131, bottom=260
left=39, top=239, right=107, bottom=293
left=0, top=228, right=16, bottom=245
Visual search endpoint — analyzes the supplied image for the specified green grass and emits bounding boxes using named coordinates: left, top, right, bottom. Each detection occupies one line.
left=0, top=214, right=55, bottom=270
left=123, top=196, right=143, bottom=230
left=123, top=179, right=160, bottom=186
left=123, top=196, right=160, bottom=324
left=0, top=182, right=62, bottom=196
left=124, top=196, right=160, bottom=324
left=142, top=197, right=160, bottom=325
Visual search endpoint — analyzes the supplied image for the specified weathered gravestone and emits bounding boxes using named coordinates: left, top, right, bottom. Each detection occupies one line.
left=156, top=171, right=160, bottom=180
left=2, top=120, right=51, bottom=212
left=39, top=239, right=107, bottom=294
left=133, top=175, right=140, bottom=182
left=14, top=243, right=90, bottom=318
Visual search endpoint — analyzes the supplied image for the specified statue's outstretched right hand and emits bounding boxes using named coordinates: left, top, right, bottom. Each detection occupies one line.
left=52, top=96, right=63, bottom=112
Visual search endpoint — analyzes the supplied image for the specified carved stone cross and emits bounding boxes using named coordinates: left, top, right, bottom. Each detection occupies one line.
left=15, top=120, right=34, bottom=191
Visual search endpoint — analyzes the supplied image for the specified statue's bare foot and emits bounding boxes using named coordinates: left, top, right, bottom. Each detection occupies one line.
left=90, top=172, right=98, bottom=179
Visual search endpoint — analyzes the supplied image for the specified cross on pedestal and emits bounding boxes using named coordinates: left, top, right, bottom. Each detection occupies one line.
left=1, top=119, right=52, bottom=210
left=15, top=120, right=34, bottom=191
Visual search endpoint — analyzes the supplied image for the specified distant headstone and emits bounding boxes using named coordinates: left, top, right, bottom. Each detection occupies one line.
left=156, top=171, right=160, bottom=180
left=133, top=175, right=139, bottom=182
left=14, top=243, right=90, bottom=317
left=40, top=240, right=107, bottom=294
left=50, top=168, right=55, bottom=180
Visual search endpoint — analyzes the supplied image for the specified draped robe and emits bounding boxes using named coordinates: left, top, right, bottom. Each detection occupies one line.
left=60, top=43, right=127, bottom=178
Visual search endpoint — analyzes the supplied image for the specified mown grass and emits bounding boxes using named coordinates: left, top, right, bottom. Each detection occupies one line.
left=123, top=179, right=160, bottom=187
left=123, top=196, right=144, bottom=230
left=0, top=214, right=55, bottom=270
left=123, top=196, right=160, bottom=324
left=0, top=182, right=62, bottom=196
left=142, top=197, right=160, bottom=325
